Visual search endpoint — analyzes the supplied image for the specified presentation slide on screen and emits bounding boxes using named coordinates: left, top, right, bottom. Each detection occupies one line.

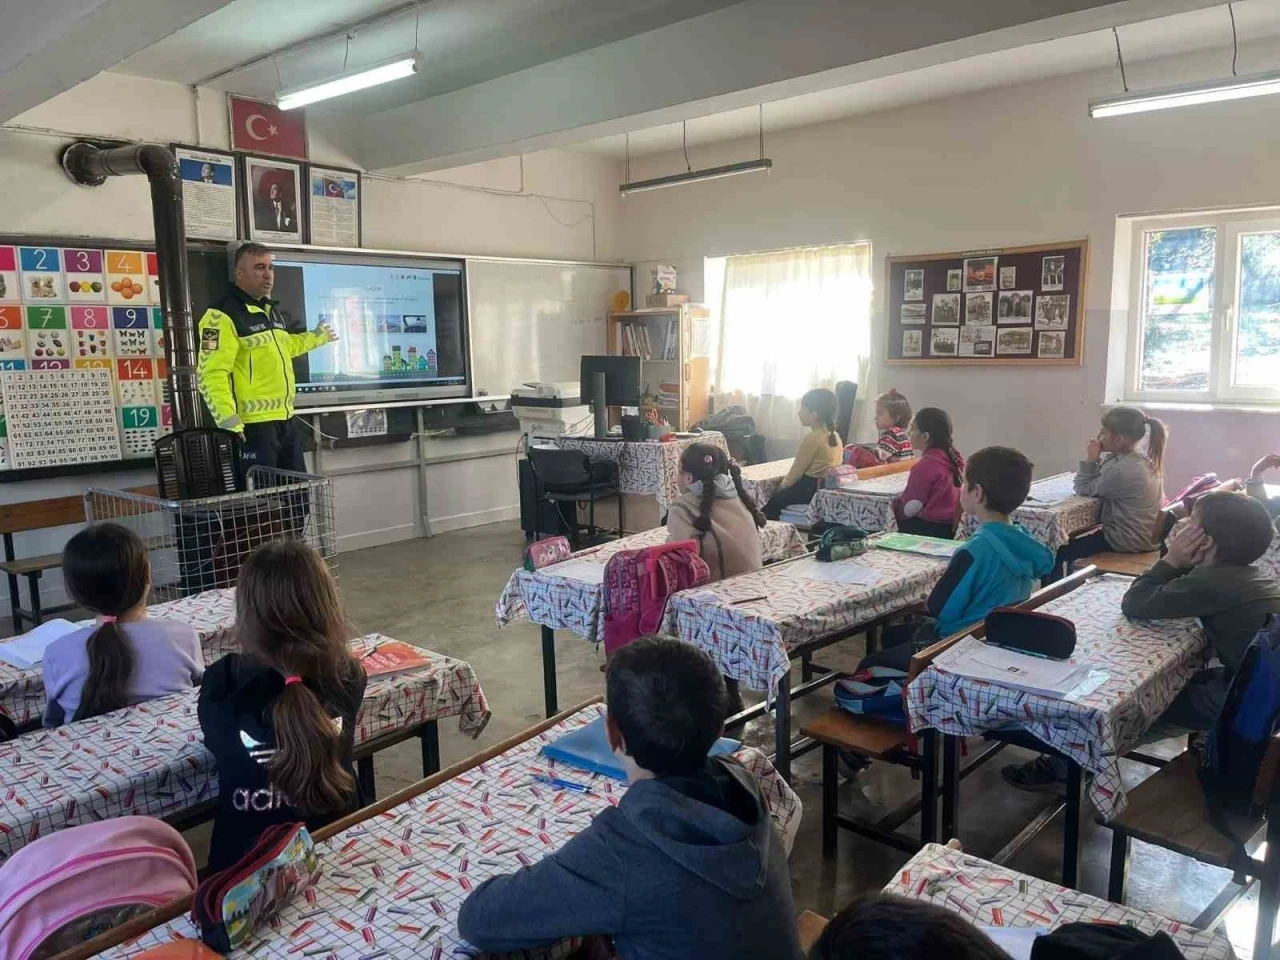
left=280, top=261, right=448, bottom=385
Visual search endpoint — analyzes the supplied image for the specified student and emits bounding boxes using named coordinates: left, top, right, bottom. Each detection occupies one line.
left=668, top=442, right=766, bottom=582
left=1246, top=452, right=1280, bottom=521
left=764, top=388, right=844, bottom=521
left=1006, top=492, right=1280, bottom=792
left=810, top=894, right=1012, bottom=960
left=892, top=407, right=965, bottom=539
left=198, top=540, right=366, bottom=873
left=43, top=523, right=202, bottom=727
left=1122, top=492, right=1280, bottom=735
left=859, top=447, right=1053, bottom=671
left=457, top=636, right=803, bottom=960
left=810, top=893, right=1187, bottom=960
left=1052, top=406, right=1167, bottom=578
left=847, top=390, right=913, bottom=468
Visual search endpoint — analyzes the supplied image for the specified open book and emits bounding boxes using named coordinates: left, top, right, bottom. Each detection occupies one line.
left=0, top=618, right=82, bottom=669
left=932, top=635, right=1089, bottom=698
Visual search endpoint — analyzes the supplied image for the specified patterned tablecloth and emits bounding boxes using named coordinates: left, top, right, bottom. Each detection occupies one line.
left=905, top=575, right=1208, bottom=820
left=495, top=521, right=808, bottom=644
left=1260, top=531, right=1280, bottom=580
left=0, top=588, right=239, bottom=726
left=810, top=472, right=910, bottom=532
left=893, top=843, right=1234, bottom=959
left=957, top=473, right=1100, bottom=553
left=0, top=634, right=490, bottom=863
left=739, top=458, right=794, bottom=508
left=662, top=546, right=948, bottom=695
left=96, top=703, right=801, bottom=960
left=554, top=432, right=729, bottom=514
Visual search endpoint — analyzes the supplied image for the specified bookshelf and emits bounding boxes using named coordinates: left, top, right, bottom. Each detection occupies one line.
left=607, top=304, right=710, bottom=431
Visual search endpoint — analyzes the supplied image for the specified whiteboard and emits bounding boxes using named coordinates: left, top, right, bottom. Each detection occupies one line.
left=466, top=259, right=631, bottom=396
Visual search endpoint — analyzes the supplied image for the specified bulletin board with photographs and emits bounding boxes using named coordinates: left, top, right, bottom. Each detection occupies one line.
left=0, top=235, right=174, bottom=477
left=884, top=239, right=1088, bottom=366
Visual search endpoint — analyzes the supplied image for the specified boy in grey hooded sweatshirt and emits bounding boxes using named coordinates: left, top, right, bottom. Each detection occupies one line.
left=457, top=637, right=802, bottom=960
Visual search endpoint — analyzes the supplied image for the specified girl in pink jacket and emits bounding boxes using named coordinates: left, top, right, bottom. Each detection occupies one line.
left=893, top=407, right=965, bottom=539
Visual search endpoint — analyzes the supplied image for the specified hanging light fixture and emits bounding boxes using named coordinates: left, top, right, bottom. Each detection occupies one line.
left=1089, top=6, right=1279, bottom=117
left=277, top=51, right=421, bottom=110
left=620, top=106, right=773, bottom=196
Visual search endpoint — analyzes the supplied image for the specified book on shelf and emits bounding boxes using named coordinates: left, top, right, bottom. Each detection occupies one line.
left=621, top=322, right=653, bottom=359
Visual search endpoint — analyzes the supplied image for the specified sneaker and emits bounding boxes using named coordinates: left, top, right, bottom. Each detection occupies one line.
left=1001, top=756, right=1068, bottom=794
left=838, top=749, right=872, bottom=779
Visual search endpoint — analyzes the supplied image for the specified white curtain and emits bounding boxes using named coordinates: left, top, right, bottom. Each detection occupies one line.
left=716, top=243, right=873, bottom=456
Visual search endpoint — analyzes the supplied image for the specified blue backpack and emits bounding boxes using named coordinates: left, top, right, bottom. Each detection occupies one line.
left=1199, top=616, right=1280, bottom=820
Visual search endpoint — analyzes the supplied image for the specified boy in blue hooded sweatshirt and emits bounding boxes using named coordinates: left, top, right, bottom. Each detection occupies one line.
left=457, top=636, right=802, bottom=960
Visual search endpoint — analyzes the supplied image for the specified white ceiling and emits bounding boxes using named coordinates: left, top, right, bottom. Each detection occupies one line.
left=575, top=0, right=1280, bottom=158
left=113, top=0, right=741, bottom=110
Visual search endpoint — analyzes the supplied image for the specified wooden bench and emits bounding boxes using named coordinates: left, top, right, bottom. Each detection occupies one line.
left=0, top=487, right=157, bottom=632
left=802, top=565, right=1098, bottom=854
left=1102, top=734, right=1280, bottom=959
left=797, top=909, right=830, bottom=953
left=1070, top=478, right=1241, bottom=579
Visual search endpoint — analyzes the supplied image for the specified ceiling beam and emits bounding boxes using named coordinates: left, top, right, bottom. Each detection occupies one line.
left=0, top=0, right=236, bottom=124
left=330, top=0, right=1228, bottom=175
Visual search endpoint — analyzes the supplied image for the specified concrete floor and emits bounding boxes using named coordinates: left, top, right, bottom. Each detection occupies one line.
left=193, top=521, right=1263, bottom=956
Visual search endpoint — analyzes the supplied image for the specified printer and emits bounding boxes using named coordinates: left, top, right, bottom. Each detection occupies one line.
left=510, top=381, right=591, bottom=445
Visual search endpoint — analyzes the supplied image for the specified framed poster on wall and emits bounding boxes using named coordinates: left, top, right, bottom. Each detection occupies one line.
left=307, top=165, right=361, bottom=248
left=884, top=239, right=1089, bottom=366
left=240, top=153, right=305, bottom=244
left=172, top=144, right=239, bottom=241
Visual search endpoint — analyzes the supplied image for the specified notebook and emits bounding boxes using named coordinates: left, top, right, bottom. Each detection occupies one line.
left=873, top=532, right=961, bottom=559
left=357, top=639, right=432, bottom=678
left=0, top=618, right=81, bottom=669
left=542, top=715, right=740, bottom=780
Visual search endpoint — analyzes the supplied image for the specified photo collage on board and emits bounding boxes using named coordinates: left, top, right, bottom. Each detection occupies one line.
left=897, top=250, right=1071, bottom=360
left=0, top=244, right=173, bottom=469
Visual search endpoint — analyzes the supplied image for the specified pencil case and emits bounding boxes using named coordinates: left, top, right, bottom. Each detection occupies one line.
left=984, top=607, right=1076, bottom=660
left=524, top=536, right=573, bottom=571
left=816, top=525, right=869, bottom=562
left=192, top=822, right=320, bottom=953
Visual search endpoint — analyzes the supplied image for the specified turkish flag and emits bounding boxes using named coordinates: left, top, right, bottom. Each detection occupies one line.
left=229, top=96, right=308, bottom=160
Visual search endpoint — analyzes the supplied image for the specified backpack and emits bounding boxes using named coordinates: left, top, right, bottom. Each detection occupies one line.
left=0, top=817, right=197, bottom=960
left=602, top=540, right=709, bottom=656
left=1199, top=617, right=1280, bottom=824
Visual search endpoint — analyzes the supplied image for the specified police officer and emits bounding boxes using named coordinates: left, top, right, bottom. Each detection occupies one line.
left=196, top=242, right=336, bottom=471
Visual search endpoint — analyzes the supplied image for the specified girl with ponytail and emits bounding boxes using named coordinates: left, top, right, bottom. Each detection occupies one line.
left=43, top=523, right=202, bottom=726
left=893, top=407, right=967, bottom=539
left=669, top=442, right=766, bottom=582
left=763, top=387, right=844, bottom=521
left=199, top=540, right=366, bottom=872
left=1049, top=405, right=1169, bottom=579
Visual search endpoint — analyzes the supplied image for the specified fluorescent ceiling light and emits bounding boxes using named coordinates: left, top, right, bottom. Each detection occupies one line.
left=277, top=53, right=421, bottom=110
left=619, top=158, right=773, bottom=196
left=1089, top=69, right=1280, bottom=118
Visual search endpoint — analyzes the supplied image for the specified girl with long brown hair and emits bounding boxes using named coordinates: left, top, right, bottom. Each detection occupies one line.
left=763, top=387, right=844, bottom=521
left=43, top=523, right=202, bottom=726
left=199, top=540, right=366, bottom=872
left=668, top=442, right=766, bottom=582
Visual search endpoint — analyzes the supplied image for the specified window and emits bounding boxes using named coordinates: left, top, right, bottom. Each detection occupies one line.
left=1129, top=213, right=1280, bottom=403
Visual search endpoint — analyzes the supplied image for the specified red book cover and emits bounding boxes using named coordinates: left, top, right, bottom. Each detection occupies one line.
left=359, top=639, right=431, bottom=678
left=135, top=940, right=224, bottom=959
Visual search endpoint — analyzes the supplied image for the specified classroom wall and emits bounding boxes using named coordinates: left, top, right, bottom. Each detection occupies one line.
left=616, top=41, right=1280, bottom=490
left=0, top=72, right=623, bottom=617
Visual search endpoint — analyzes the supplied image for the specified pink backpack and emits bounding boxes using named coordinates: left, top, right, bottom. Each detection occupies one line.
left=602, top=539, right=709, bottom=656
left=0, top=817, right=197, bottom=960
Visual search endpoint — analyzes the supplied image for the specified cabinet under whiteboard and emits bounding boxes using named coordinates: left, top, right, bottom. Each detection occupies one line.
left=0, top=369, right=122, bottom=470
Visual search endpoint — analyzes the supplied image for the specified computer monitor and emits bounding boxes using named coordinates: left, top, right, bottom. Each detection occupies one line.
left=580, top=355, right=642, bottom=406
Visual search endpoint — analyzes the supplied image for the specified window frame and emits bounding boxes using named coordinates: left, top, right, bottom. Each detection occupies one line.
left=1127, top=212, right=1280, bottom=405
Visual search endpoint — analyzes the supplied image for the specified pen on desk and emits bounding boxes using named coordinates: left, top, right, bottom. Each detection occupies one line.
left=729, top=595, right=769, bottom=605
left=532, top=774, right=595, bottom=794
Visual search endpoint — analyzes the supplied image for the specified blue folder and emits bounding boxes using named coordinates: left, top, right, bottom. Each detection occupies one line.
left=541, top=715, right=740, bottom=781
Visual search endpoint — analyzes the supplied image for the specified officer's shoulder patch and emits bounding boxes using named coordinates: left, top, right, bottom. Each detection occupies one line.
left=201, top=328, right=219, bottom=351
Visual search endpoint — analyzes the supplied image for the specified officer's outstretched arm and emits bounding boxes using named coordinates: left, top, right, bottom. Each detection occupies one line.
left=196, top=309, right=243, bottom=432
left=287, top=326, right=334, bottom=358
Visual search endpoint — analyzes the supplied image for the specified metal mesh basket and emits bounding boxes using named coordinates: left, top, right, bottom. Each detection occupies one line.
left=84, top=466, right=336, bottom=602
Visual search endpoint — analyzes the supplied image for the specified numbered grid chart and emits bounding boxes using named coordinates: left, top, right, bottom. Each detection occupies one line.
left=1, top=368, right=121, bottom=469
left=0, top=244, right=170, bottom=470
